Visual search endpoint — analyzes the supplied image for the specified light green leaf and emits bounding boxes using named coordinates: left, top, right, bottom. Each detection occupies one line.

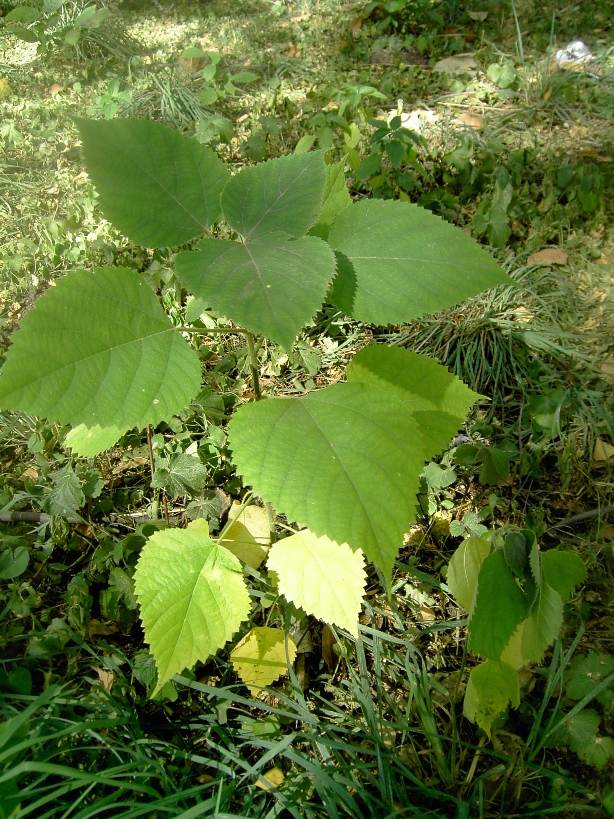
left=220, top=503, right=270, bottom=569
left=469, top=549, right=528, bottom=660
left=221, top=151, right=326, bottom=239
left=0, top=268, right=201, bottom=452
left=232, top=71, right=259, bottom=84
left=151, top=453, right=209, bottom=498
left=76, top=118, right=230, bottom=247
left=230, top=626, right=297, bottom=694
left=310, top=158, right=351, bottom=236
left=500, top=622, right=526, bottom=670
left=65, top=423, right=127, bottom=457
left=176, top=234, right=335, bottom=353
left=327, top=200, right=513, bottom=325
left=0, top=546, right=29, bottom=580
left=134, top=529, right=251, bottom=695
left=267, top=530, right=366, bottom=637
left=447, top=535, right=491, bottom=612
left=541, top=550, right=586, bottom=603
left=521, top=580, right=563, bottom=663
left=464, top=659, right=519, bottom=737
left=45, top=466, right=85, bottom=517
left=229, top=345, right=479, bottom=579
left=294, top=134, right=316, bottom=154
left=5, top=6, right=39, bottom=23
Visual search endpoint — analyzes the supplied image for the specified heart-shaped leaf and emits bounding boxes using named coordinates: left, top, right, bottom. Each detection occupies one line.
left=176, top=234, right=335, bottom=352
left=229, top=345, right=478, bottom=579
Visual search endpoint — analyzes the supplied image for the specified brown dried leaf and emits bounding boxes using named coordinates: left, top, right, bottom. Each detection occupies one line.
left=594, top=438, right=614, bottom=462
left=527, top=248, right=568, bottom=265
left=457, top=112, right=483, bottom=129
left=48, top=84, right=64, bottom=95
left=96, top=668, right=114, bottom=691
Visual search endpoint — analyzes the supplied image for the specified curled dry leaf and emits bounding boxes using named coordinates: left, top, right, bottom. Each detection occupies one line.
left=457, top=112, right=483, bottom=129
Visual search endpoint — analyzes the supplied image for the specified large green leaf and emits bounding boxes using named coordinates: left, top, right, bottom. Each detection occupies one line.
left=267, top=529, right=366, bottom=637
left=464, top=659, right=520, bottom=737
left=134, top=529, right=251, bottom=695
left=469, top=549, right=528, bottom=660
left=176, top=234, right=335, bottom=353
left=76, top=118, right=230, bottom=247
left=221, top=151, right=326, bottom=239
left=229, top=345, right=478, bottom=579
left=0, top=268, right=201, bottom=452
left=327, top=200, right=513, bottom=325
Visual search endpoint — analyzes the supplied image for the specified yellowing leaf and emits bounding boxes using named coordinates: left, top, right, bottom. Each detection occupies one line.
left=230, top=626, right=296, bottom=695
left=255, top=767, right=285, bottom=791
left=220, top=502, right=271, bottom=569
left=500, top=622, right=526, bottom=671
left=464, top=660, right=520, bottom=737
left=594, top=438, right=614, bottom=462
left=267, top=530, right=366, bottom=637
left=220, top=520, right=269, bottom=569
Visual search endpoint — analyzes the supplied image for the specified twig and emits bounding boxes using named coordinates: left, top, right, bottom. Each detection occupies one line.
left=246, top=330, right=262, bottom=400
left=548, top=506, right=614, bottom=532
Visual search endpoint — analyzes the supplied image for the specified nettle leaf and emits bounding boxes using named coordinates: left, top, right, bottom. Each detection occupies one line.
left=176, top=234, right=335, bottom=353
left=230, top=626, right=297, bottom=694
left=464, top=659, right=520, bottom=737
left=45, top=466, right=85, bottom=517
left=134, top=529, right=251, bottom=695
left=521, top=579, right=563, bottom=664
left=447, top=535, right=491, bottom=612
left=328, top=200, right=513, bottom=325
left=0, top=268, right=201, bottom=455
left=76, top=118, right=230, bottom=247
left=267, top=530, right=366, bottom=637
left=469, top=549, right=528, bottom=660
left=229, top=345, right=478, bottom=579
left=222, top=150, right=326, bottom=240
left=151, top=453, right=209, bottom=498
left=541, top=549, right=586, bottom=602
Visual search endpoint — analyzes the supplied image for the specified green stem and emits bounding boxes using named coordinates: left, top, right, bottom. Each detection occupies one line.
left=246, top=330, right=262, bottom=401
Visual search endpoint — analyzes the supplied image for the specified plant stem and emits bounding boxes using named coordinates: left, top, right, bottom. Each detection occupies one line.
left=245, top=330, right=276, bottom=540
left=245, top=330, right=262, bottom=400
left=146, top=424, right=159, bottom=520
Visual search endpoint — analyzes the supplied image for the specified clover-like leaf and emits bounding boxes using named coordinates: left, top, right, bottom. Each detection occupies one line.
left=221, top=151, right=326, bottom=239
left=134, top=529, right=251, bottom=695
left=230, top=627, right=297, bottom=694
left=76, top=118, right=230, bottom=247
left=267, top=530, right=366, bottom=637
left=328, top=199, right=513, bottom=325
left=0, top=268, right=201, bottom=454
left=229, top=345, right=479, bottom=579
left=175, top=234, right=335, bottom=352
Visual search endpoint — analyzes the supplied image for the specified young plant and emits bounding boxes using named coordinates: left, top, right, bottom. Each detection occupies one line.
left=447, top=530, right=586, bottom=735
left=0, top=118, right=512, bottom=694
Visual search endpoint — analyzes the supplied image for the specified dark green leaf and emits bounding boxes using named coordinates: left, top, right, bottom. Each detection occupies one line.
left=76, top=118, right=230, bottom=246
left=46, top=466, right=85, bottom=517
